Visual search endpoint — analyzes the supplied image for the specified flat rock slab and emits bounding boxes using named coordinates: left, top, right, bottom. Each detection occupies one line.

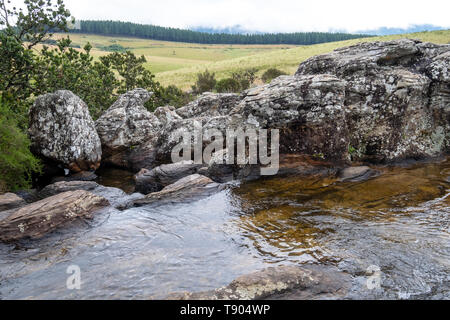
left=134, top=174, right=219, bottom=206
left=167, top=265, right=352, bottom=300
left=0, top=193, right=27, bottom=212
left=0, top=190, right=109, bottom=242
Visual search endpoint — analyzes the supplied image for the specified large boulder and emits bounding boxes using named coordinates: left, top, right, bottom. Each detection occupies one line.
left=176, top=92, right=240, bottom=119
left=95, top=89, right=161, bottom=168
left=225, top=40, right=450, bottom=164
left=295, top=39, right=450, bottom=163
left=0, top=190, right=109, bottom=242
left=29, top=90, right=102, bottom=172
left=229, top=74, right=348, bottom=161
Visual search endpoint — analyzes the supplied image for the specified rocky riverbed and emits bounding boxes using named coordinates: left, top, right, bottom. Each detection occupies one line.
left=0, top=39, right=449, bottom=300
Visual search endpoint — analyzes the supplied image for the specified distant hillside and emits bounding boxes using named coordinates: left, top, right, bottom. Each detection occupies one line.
left=70, top=20, right=371, bottom=45
left=154, top=29, right=450, bottom=89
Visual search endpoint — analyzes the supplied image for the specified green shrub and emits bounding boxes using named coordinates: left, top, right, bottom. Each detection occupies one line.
left=192, top=70, right=217, bottom=94
left=153, top=85, right=193, bottom=110
left=215, top=78, right=241, bottom=93
left=101, top=44, right=127, bottom=52
left=0, top=99, right=41, bottom=192
left=231, top=68, right=258, bottom=90
left=261, top=68, right=288, bottom=83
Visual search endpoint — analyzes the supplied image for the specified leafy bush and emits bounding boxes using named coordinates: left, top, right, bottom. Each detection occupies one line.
left=231, top=68, right=258, bottom=91
left=33, top=38, right=118, bottom=119
left=215, top=78, right=241, bottom=93
left=261, top=68, right=288, bottom=83
left=192, top=70, right=217, bottom=94
left=0, top=99, right=41, bottom=192
left=101, top=44, right=127, bottom=52
left=154, top=85, right=194, bottom=110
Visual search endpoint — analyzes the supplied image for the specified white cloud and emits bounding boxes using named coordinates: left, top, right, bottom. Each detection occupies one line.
left=9, top=0, right=450, bottom=33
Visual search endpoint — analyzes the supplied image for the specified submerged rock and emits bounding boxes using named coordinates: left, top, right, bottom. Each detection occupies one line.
left=133, top=174, right=219, bottom=206
left=0, top=190, right=109, bottom=242
left=338, top=166, right=379, bottom=182
left=135, top=160, right=203, bottom=194
left=29, top=90, right=102, bottom=172
left=95, top=89, right=160, bottom=168
left=167, top=265, right=352, bottom=300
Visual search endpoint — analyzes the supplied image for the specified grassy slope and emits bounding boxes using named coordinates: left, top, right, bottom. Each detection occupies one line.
left=156, top=29, right=450, bottom=89
left=53, top=33, right=296, bottom=74
left=54, top=30, right=450, bottom=90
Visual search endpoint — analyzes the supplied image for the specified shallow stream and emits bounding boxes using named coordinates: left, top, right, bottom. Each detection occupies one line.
left=0, top=160, right=449, bottom=299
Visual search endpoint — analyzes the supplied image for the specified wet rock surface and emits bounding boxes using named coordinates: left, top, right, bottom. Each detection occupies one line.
left=0, top=159, right=448, bottom=299
left=37, top=181, right=143, bottom=210
left=0, top=193, right=27, bottom=212
left=29, top=90, right=102, bottom=172
left=0, top=190, right=109, bottom=242
left=135, top=161, right=203, bottom=194
left=167, top=265, right=352, bottom=300
left=134, top=174, right=219, bottom=206
left=51, top=171, right=98, bottom=183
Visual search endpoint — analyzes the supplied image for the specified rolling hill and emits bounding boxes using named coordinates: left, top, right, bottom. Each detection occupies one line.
left=51, top=29, right=450, bottom=90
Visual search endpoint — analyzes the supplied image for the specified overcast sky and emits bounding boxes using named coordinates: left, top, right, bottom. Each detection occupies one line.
left=10, top=0, right=450, bottom=33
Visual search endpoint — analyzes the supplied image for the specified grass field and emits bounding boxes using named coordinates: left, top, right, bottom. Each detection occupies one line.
left=52, top=30, right=450, bottom=90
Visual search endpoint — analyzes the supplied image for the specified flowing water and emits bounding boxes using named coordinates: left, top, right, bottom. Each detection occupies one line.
left=0, top=160, right=449, bottom=299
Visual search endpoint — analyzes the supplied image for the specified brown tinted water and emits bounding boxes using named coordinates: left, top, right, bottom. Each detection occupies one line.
left=0, top=159, right=448, bottom=299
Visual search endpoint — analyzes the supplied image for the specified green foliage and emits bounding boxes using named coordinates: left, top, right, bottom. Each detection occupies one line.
left=72, top=20, right=371, bottom=45
left=262, top=68, right=288, bottom=83
left=154, top=85, right=193, bottom=109
left=192, top=70, right=217, bottom=94
left=0, top=34, right=35, bottom=107
left=0, top=99, right=41, bottom=192
left=0, top=0, right=71, bottom=49
left=215, top=78, right=241, bottom=93
left=101, top=43, right=127, bottom=52
left=100, top=51, right=158, bottom=93
left=231, top=68, right=258, bottom=91
left=32, top=37, right=118, bottom=119
left=100, top=51, right=161, bottom=110
left=32, top=37, right=165, bottom=118
left=0, top=0, right=71, bottom=123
